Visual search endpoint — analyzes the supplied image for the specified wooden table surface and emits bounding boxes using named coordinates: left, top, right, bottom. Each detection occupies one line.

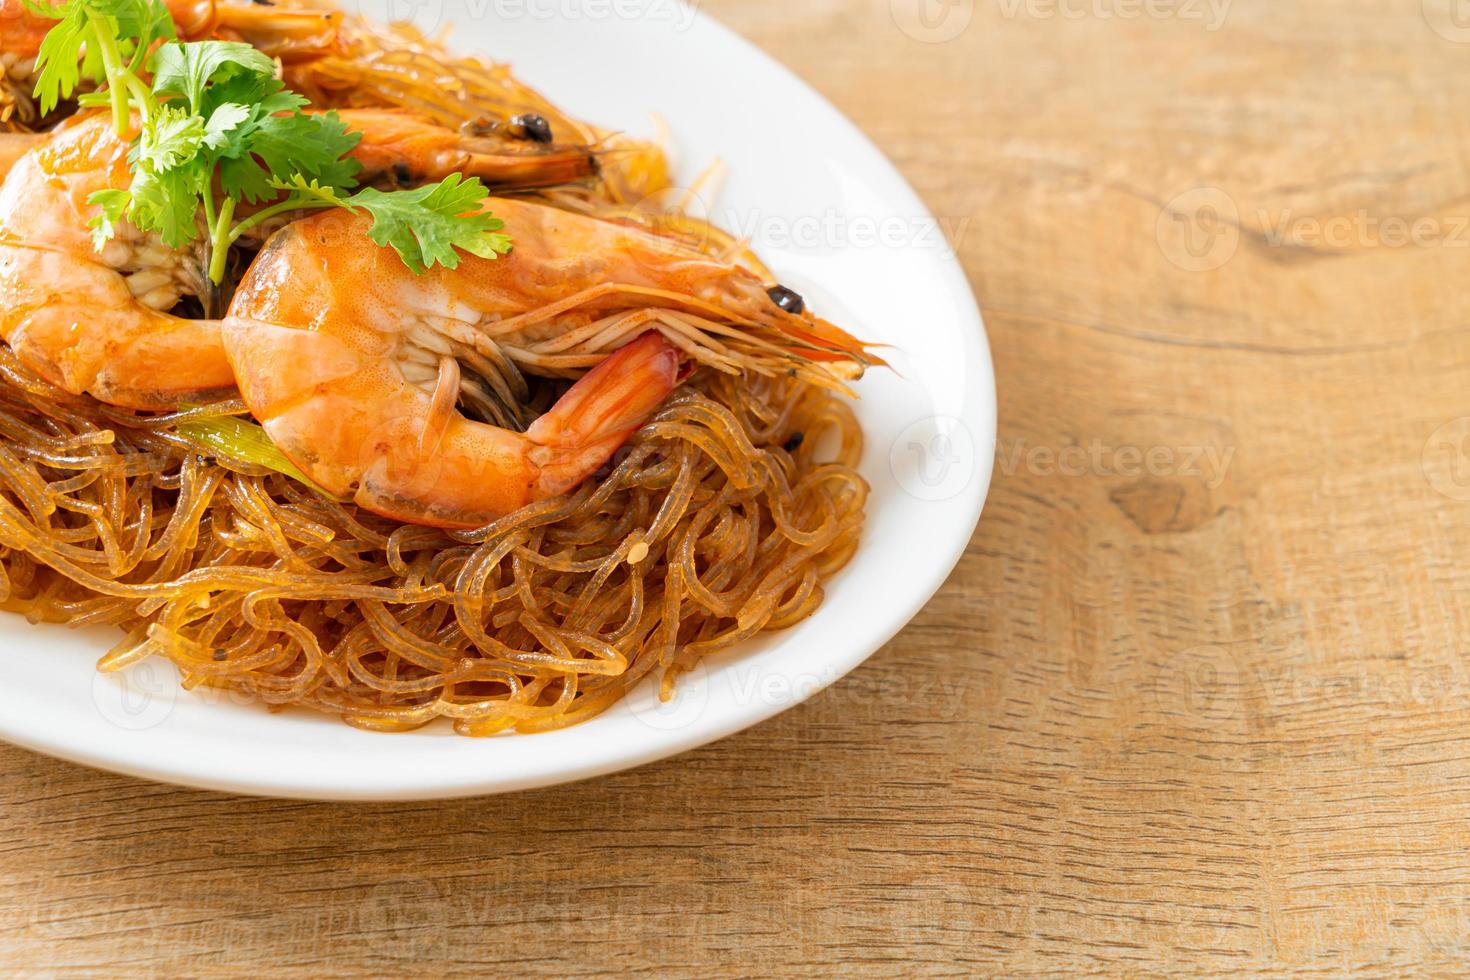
left=7, top=0, right=1470, bottom=974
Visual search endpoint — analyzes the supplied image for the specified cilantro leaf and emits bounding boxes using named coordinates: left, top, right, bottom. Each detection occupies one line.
left=348, top=175, right=513, bottom=274
left=201, top=71, right=305, bottom=122
left=28, top=2, right=88, bottom=115
left=139, top=104, right=205, bottom=171
left=29, top=6, right=517, bottom=283
left=202, top=102, right=251, bottom=152
left=249, top=110, right=362, bottom=190
left=270, top=174, right=353, bottom=207
left=95, top=0, right=175, bottom=54
left=129, top=164, right=205, bottom=248
left=86, top=188, right=131, bottom=251
left=218, top=154, right=277, bottom=206
left=205, top=81, right=313, bottom=202
left=150, top=41, right=275, bottom=112
left=221, top=110, right=361, bottom=203
left=28, top=0, right=174, bottom=113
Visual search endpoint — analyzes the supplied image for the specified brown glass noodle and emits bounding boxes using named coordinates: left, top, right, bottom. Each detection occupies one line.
left=0, top=348, right=866, bottom=735
left=1, top=2, right=871, bottom=734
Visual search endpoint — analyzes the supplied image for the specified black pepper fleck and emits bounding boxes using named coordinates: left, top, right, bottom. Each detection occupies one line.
left=783, top=432, right=805, bottom=452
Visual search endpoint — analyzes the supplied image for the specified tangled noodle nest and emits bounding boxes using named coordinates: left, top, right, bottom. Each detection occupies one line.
left=0, top=5, right=870, bottom=734
left=0, top=349, right=866, bottom=734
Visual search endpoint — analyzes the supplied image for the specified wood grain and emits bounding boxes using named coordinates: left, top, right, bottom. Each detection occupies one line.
left=4, top=0, right=1469, bottom=974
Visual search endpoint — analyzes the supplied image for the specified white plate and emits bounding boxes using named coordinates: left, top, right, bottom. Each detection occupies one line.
left=0, top=1, right=995, bottom=800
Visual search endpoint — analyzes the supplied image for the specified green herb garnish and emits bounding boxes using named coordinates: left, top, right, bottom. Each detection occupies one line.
left=28, top=0, right=513, bottom=285
left=176, top=415, right=329, bottom=494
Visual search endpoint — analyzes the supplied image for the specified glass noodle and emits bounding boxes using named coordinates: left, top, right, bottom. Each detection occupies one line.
left=0, top=4, right=869, bottom=734
left=0, top=347, right=865, bottom=734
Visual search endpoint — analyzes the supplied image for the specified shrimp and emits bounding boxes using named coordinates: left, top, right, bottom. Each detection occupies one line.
left=177, top=0, right=343, bottom=63
left=3, top=1, right=596, bottom=191
left=0, top=0, right=51, bottom=64
left=0, top=113, right=232, bottom=408
left=0, top=131, right=44, bottom=177
left=0, top=0, right=340, bottom=62
left=221, top=198, right=876, bottom=528
left=0, top=0, right=340, bottom=129
left=340, top=109, right=595, bottom=193
left=0, top=110, right=599, bottom=410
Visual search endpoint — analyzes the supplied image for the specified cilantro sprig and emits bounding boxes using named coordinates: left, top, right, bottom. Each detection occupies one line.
left=28, top=0, right=173, bottom=131
left=277, top=174, right=514, bottom=274
left=29, top=0, right=513, bottom=287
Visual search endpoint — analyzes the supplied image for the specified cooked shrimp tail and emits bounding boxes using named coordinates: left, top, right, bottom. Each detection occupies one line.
left=526, top=331, right=688, bottom=498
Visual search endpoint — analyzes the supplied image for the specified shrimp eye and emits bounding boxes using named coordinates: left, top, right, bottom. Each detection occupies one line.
left=767, top=285, right=805, bottom=315
left=511, top=114, right=554, bottom=144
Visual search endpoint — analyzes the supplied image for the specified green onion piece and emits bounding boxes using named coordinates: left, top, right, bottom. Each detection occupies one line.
left=177, top=416, right=331, bottom=496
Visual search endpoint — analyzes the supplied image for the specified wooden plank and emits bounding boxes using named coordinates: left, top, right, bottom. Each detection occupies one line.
left=3, top=0, right=1469, bottom=973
